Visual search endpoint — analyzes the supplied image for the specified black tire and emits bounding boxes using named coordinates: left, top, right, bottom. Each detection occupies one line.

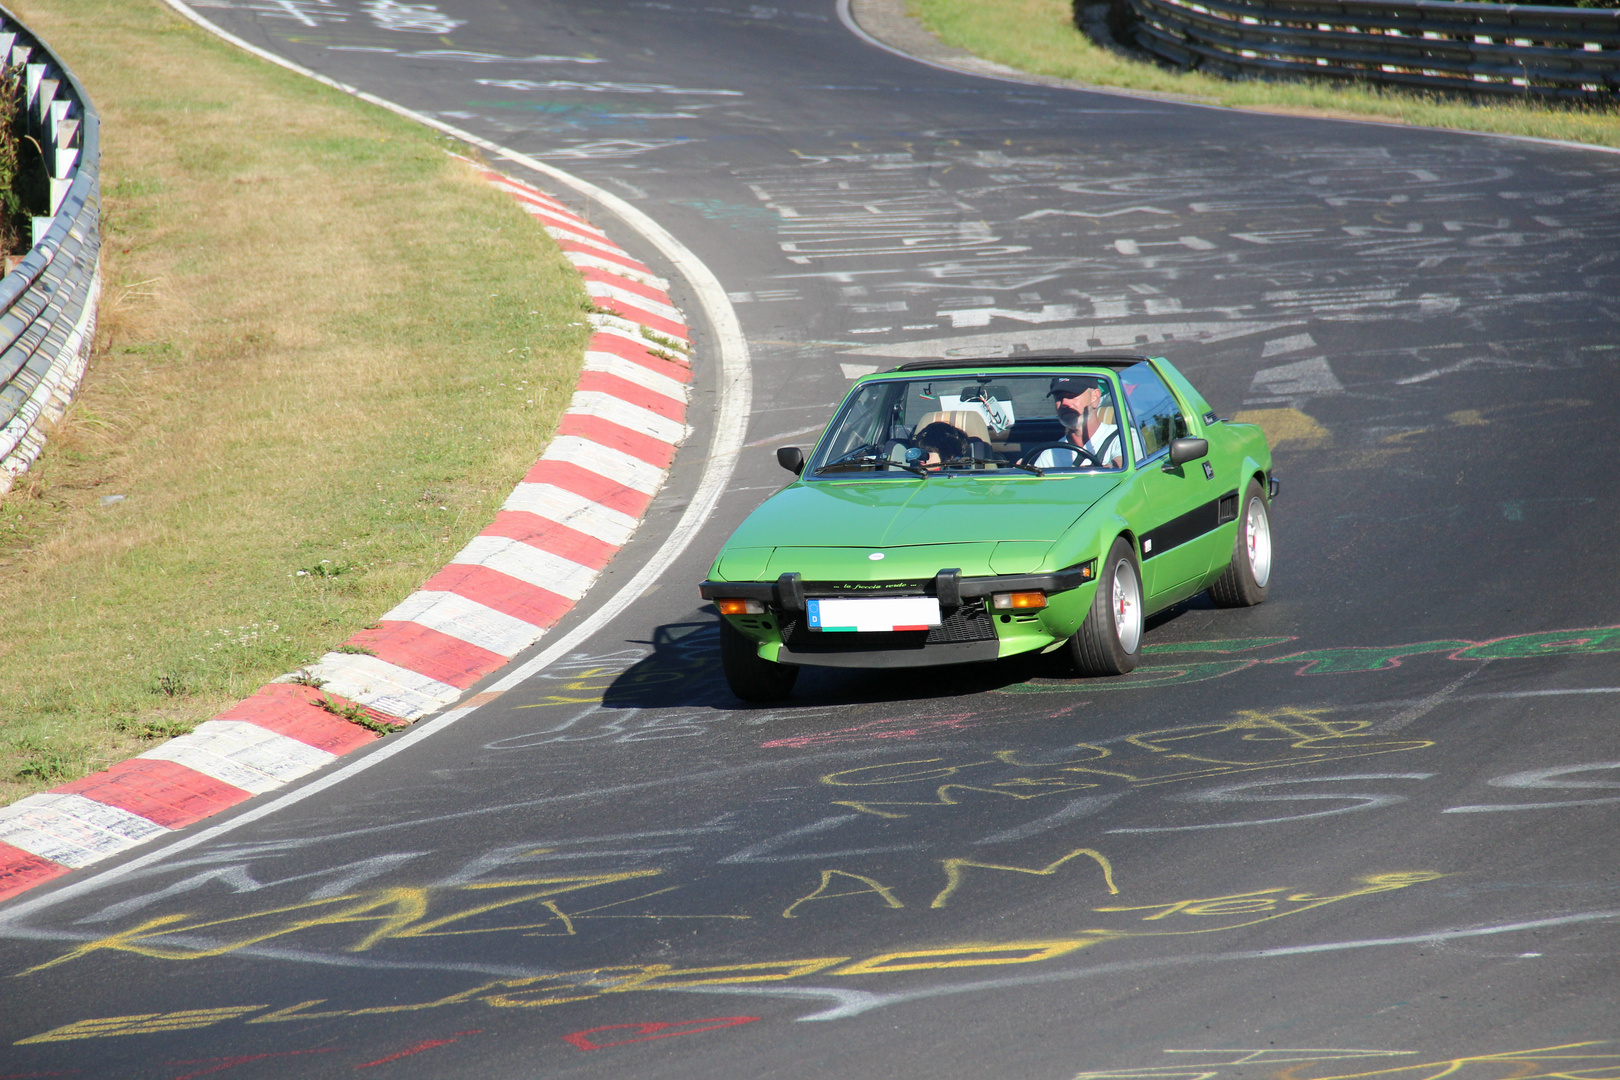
left=1068, top=536, right=1143, bottom=676
left=1209, top=479, right=1272, bottom=608
left=719, top=617, right=798, bottom=702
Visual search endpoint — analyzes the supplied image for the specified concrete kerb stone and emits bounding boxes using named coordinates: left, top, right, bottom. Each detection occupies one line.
left=0, top=162, right=696, bottom=903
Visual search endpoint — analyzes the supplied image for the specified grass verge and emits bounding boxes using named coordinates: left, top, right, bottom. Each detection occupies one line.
left=911, top=0, right=1620, bottom=149
left=0, top=0, right=593, bottom=805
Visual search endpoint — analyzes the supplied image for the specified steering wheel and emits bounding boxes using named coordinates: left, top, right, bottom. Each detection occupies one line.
left=1018, top=441, right=1101, bottom=468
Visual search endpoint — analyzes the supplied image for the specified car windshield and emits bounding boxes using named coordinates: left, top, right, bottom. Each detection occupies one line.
left=807, top=372, right=1127, bottom=478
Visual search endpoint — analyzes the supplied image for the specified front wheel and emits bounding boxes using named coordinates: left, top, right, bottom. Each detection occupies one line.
left=1209, top=479, right=1272, bottom=607
left=1068, top=536, right=1143, bottom=676
left=719, top=617, right=798, bottom=702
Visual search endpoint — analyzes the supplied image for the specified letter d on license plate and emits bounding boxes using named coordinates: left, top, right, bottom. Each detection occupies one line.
left=806, top=597, right=942, bottom=633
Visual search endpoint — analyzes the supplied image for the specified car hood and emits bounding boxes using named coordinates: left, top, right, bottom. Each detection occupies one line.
left=725, top=474, right=1122, bottom=549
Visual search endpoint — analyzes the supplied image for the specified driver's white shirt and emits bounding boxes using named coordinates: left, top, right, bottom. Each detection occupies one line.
left=1033, top=423, right=1121, bottom=468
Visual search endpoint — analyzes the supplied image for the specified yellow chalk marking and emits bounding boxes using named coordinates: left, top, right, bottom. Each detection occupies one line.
left=1097, top=888, right=1288, bottom=920
left=833, top=938, right=1105, bottom=975
left=629, top=957, right=851, bottom=989
left=15, top=1006, right=267, bottom=1044
left=245, top=1000, right=350, bottom=1023
left=14, top=915, right=193, bottom=974
left=782, top=871, right=905, bottom=918
left=1283, top=1042, right=1619, bottom=1080
left=931, top=848, right=1119, bottom=909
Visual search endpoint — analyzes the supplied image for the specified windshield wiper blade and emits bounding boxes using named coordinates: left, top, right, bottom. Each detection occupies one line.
left=818, top=455, right=926, bottom=477
left=932, top=456, right=1043, bottom=477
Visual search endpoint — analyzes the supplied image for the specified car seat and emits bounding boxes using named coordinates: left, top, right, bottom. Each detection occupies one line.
left=912, top=410, right=991, bottom=444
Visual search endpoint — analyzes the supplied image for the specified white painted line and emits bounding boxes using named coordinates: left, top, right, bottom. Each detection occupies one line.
left=452, top=534, right=599, bottom=602
left=541, top=434, right=668, bottom=494
left=584, top=350, right=690, bottom=402
left=5, top=0, right=751, bottom=924
left=299, top=653, right=465, bottom=719
left=380, top=590, right=547, bottom=658
left=568, top=389, right=688, bottom=446
left=502, top=482, right=641, bottom=546
left=141, top=721, right=337, bottom=794
left=1261, top=332, right=1317, bottom=357
left=0, top=794, right=170, bottom=868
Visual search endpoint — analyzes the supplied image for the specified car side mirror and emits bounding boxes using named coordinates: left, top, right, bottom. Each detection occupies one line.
left=777, top=446, right=805, bottom=475
left=1165, top=437, right=1209, bottom=470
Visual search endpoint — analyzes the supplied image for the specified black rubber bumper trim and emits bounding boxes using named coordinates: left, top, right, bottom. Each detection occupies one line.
left=699, top=562, right=1096, bottom=605
left=778, top=639, right=1001, bottom=669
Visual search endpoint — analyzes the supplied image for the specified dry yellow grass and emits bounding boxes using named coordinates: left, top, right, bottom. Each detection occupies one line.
left=912, top=0, right=1620, bottom=149
left=0, top=0, right=592, bottom=803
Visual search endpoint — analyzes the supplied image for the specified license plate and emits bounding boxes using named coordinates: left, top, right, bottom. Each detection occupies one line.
left=806, top=597, right=941, bottom=633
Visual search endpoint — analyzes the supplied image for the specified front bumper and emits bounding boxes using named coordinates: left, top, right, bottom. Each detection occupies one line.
left=699, top=563, right=1096, bottom=669
left=698, top=563, right=1096, bottom=608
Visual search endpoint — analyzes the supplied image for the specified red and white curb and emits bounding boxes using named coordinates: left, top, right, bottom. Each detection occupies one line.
left=0, top=165, right=694, bottom=902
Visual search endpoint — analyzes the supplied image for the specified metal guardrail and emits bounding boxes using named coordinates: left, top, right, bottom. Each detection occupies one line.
left=1096, top=0, right=1620, bottom=99
left=0, top=6, right=99, bottom=496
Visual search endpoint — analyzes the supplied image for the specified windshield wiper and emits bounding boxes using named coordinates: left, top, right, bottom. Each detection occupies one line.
left=932, top=456, right=1043, bottom=477
left=817, top=455, right=927, bottom=477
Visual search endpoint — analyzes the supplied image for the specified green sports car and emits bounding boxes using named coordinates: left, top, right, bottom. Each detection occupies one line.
left=698, top=352, right=1277, bottom=701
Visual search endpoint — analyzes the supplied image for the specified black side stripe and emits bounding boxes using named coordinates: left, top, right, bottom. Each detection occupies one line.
left=1142, top=489, right=1239, bottom=559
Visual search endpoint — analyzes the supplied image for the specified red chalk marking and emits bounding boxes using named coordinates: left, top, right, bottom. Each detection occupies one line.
left=561, top=1016, right=759, bottom=1051
left=165, top=1049, right=333, bottom=1080
left=354, top=1031, right=481, bottom=1068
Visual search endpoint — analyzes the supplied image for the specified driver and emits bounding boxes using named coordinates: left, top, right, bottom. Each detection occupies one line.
left=1034, top=377, right=1123, bottom=469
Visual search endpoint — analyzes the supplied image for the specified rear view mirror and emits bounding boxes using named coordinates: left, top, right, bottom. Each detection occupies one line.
left=1165, top=437, right=1209, bottom=469
left=777, top=446, right=805, bottom=475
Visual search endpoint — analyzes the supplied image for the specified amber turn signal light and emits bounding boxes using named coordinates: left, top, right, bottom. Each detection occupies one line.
left=717, top=598, right=765, bottom=615
left=992, top=591, right=1047, bottom=610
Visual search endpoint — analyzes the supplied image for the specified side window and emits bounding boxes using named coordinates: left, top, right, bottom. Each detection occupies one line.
left=1120, top=362, right=1187, bottom=461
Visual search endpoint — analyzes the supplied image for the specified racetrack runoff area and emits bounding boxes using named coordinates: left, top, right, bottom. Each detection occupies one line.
left=0, top=0, right=597, bottom=803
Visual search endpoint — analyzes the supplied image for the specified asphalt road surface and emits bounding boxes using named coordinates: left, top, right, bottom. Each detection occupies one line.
left=4, top=1, right=1619, bottom=1077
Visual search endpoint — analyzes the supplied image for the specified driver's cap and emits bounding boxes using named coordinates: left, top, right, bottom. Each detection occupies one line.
left=1047, top=377, right=1095, bottom=399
